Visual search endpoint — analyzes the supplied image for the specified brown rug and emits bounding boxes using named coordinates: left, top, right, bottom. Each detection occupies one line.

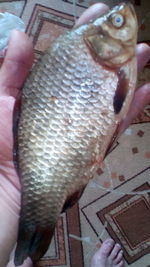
left=4, top=1, right=150, bottom=266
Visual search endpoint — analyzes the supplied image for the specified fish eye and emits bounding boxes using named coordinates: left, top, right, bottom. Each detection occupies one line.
left=111, top=14, right=124, bottom=28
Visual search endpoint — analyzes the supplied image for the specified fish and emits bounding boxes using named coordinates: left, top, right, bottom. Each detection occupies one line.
left=13, top=2, right=138, bottom=265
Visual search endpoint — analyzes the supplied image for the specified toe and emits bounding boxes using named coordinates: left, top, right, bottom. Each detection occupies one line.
left=109, top=243, right=122, bottom=260
left=91, top=239, right=115, bottom=267
left=117, top=260, right=124, bottom=267
left=114, top=250, right=123, bottom=264
left=100, top=238, right=115, bottom=257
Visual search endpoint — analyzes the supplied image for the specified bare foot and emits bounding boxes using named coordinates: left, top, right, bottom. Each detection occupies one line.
left=91, top=239, right=124, bottom=267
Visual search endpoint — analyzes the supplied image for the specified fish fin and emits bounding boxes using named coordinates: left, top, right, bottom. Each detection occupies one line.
left=13, top=91, right=22, bottom=172
left=29, top=227, right=54, bottom=262
left=113, top=68, right=129, bottom=114
left=14, top=224, right=34, bottom=266
left=14, top=223, right=54, bottom=266
left=104, top=124, right=120, bottom=158
left=62, top=187, right=85, bottom=213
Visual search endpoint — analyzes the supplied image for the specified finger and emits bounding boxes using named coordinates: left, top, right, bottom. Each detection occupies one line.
left=136, top=43, right=150, bottom=72
left=0, top=96, right=15, bottom=161
left=118, top=83, right=150, bottom=135
left=75, top=3, right=109, bottom=27
left=0, top=30, right=34, bottom=98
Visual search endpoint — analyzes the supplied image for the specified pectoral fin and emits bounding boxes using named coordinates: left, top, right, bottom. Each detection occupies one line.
left=113, top=68, right=129, bottom=114
left=62, top=187, right=85, bottom=213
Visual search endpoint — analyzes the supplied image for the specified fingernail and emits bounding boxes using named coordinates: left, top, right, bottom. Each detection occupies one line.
left=10, top=29, right=20, bottom=40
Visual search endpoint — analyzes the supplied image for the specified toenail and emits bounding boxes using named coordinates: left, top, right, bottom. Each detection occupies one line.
left=105, top=238, right=114, bottom=245
left=118, top=260, right=124, bottom=267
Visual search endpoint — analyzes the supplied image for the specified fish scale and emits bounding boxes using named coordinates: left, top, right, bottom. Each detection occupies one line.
left=20, top=40, right=115, bottom=212
left=14, top=3, right=137, bottom=265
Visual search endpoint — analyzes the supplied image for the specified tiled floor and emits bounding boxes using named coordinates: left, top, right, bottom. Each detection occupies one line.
left=4, top=1, right=150, bottom=266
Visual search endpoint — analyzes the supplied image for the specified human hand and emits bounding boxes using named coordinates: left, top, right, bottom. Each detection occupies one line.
left=0, top=30, right=34, bottom=267
left=0, top=3, right=149, bottom=267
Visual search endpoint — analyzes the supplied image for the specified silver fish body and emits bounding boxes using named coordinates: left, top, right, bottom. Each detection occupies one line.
left=14, top=3, right=137, bottom=265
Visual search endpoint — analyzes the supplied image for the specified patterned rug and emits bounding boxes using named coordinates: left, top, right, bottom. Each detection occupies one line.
left=3, top=1, right=150, bottom=266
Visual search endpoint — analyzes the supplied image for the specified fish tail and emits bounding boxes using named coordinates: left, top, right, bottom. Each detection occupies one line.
left=14, top=223, right=54, bottom=266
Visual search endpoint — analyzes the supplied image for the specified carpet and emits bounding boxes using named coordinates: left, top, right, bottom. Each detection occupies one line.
left=3, top=1, right=150, bottom=266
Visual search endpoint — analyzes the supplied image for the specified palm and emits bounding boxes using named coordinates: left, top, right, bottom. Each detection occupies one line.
left=0, top=94, right=20, bottom=198
left=0, top=95, right=21, bottom=265
left=0, top=31, right=33, bottom=267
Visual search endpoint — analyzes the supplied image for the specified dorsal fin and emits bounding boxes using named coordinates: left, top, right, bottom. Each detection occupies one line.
left=113, top=68, right=129, bottom=114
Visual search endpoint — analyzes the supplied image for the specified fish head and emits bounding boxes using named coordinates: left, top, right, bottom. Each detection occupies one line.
left=84, top=2, right=138, bottom=68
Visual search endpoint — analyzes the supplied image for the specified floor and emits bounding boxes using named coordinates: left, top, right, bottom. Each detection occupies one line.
left=3, top=1, right=150, bottom=266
